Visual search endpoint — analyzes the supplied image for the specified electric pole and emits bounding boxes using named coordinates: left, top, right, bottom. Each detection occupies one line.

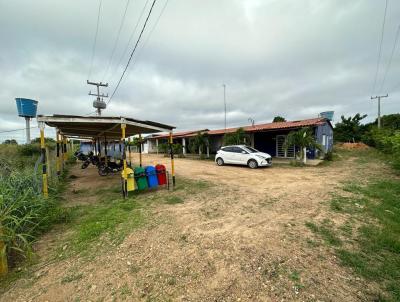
left=223, top=84, right=226, bottom=132
left=370, top=94, right=388, bottom=128
left=87, top=80, right=108, bottom=116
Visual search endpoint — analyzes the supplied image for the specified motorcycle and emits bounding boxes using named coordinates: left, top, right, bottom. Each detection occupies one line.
left=97, top=158, right=123, bottom=176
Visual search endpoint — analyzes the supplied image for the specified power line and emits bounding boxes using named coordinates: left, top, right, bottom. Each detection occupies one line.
left=102, top=0, right=131, bottom=81
left=371, top=0, right=388, bottom=95
left=88, top=0, right=103, bottom=80
left=380, top=24, right=400, bottom=94
left=108, top=0, right=158, bottom=104
left=0, top=126, right=38, bottom=134
left=123, top=0, right=169, bottom=74
left=106, top=0, right=151, bottom=84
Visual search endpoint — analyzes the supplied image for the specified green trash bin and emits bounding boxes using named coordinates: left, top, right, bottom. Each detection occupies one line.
left=134, top=167, right=148, bottom=190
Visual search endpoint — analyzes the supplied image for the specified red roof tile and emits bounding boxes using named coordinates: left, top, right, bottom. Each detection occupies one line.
left=148, top=118, right=330, bottom=139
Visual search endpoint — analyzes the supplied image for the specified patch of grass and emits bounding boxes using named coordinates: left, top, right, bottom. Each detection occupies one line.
left=305, top=220, right=342, bottom=246
left=165, top=196, right=184, bottom=204
left=61, top=198, right=144, bottom=255
left=314, top=177, right=400, bottom=301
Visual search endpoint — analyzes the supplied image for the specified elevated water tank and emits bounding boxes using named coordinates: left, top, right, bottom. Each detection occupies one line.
left=15, top=98, right=38, bottom=118
left=319, top=111, right=334, bottom=121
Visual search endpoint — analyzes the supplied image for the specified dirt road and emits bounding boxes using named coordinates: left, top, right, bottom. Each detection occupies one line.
left=1, top=151, right=388, bottom=301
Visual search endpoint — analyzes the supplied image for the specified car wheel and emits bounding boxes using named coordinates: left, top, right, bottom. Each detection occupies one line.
left=216, top=157, right=224, bottom=166
left=248, top=159, right=258, bottom=169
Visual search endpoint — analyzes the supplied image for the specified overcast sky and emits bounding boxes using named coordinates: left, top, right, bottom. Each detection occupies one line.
left=1, top=0, right=399, bottom=141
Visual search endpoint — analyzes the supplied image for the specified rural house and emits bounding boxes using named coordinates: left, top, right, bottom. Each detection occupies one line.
left=145, top=117, right=333, bottom=159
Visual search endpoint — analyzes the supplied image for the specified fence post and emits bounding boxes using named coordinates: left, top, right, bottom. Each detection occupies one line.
left=0, top=227, right=8, bottom=277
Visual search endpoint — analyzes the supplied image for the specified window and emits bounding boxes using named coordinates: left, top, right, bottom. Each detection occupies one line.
left=243, top=146, right=258, bottom=153
left=222, top=146, right=234, bottom=152
left=232, top=147, right=246, bottom=153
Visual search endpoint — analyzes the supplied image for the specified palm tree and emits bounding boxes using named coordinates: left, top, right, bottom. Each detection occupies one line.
left=189, top=132, right=209, bottom=157
left=223, top=128, right=250, bottom=145
left=283, top=127, right=322, bottom=164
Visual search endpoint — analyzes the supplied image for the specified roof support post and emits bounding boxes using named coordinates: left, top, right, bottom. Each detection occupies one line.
left=121, top=123, right=127, bottom=198
left=39, top=122, right=48, bottom=198
left=182, top=138, right=186, bottom=155
left=56, top=130, right=61, bottom=177
left=169, top=131, right=175, bottom=188
left=156, top=138, right=159, bottom=154
left=139, top=134, right=142, bottom=167
left=128, top=137, right=132, bottom=167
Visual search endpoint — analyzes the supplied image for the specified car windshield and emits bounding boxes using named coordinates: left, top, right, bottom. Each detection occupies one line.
left=243, top=146, right=259, bottom=153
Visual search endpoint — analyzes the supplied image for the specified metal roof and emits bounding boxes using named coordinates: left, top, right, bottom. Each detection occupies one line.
left=37, top=115, right=175, bottom=139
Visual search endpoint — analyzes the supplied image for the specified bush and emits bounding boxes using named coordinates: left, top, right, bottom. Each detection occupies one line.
left=17, top=144, right=41, bottom=156
left=0, top=170, right=68, bottom=267
left=324, top=151, right=334, bottom=161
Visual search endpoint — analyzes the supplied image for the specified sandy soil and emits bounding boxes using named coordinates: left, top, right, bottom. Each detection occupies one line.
left=1, top=152, right=389, bottom=301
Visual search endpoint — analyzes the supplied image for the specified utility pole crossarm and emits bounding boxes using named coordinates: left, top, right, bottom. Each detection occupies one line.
left=87, top=80, right=109, bottom=116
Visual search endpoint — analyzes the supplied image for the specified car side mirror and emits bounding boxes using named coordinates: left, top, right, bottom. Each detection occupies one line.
left=241, top=151, right=247, bottom=154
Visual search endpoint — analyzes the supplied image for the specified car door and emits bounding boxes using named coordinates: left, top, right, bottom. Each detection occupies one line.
left=231, top=146, right=249, bottom=164
left=221, top=147, right=235, bottom=164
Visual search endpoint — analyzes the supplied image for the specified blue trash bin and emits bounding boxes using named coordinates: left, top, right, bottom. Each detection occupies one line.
left=145, top=166, right=158, bottom=188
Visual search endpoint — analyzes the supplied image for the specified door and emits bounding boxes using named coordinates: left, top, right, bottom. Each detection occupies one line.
left=231, top=146, right=248, bottom=164
left=276, top=135, right=295, bottom=158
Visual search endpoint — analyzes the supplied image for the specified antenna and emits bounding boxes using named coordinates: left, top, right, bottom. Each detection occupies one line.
left=248, top=117, right=255, bottom=127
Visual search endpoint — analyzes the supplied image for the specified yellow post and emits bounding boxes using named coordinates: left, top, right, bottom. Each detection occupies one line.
left=121, top=124, right=127, bottom=197
left=63, top=136, right=68, bottom=162
left=56, top=131, right=61, bottom=176
left=40, top=123, right=48, bottom=198
left=0, top=227, right=8, bottom=277
left=139, top=134, right=142, bottom=167
left=169, top=132, right=175, bottom=187
left=60, top=134, right=64, bottom=171
left=128, top=137, right=132, bottom=167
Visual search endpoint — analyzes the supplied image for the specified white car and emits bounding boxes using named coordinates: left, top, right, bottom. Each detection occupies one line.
left=215, top=145, right=272, bottom=169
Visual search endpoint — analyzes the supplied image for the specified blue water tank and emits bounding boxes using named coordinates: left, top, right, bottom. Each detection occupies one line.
left=15, top=98, right=38, bottom=118
left=319, top=111, right=334, bottom=121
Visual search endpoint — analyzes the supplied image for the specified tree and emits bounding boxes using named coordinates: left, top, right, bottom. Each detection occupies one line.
left=378, top=114, right=400, bottom=130
left=272, top=116, right=286, bottom=122
left=189, top=132, right=209, bottom=157
left=31, top=137, right=55, bottom=144
left=2, top=139, right=18, bottom=145
left=284, top=127, right=322, bottom=164
left=223, top=128, right=250, bottom=145
left=334, top=113, right=367, bottom=142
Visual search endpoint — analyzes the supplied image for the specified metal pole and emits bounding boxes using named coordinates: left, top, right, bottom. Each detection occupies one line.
left=40, top=123, right=48, bottom=198
left=121, top=124, right=127, bottom=198
left=169, top=132, right=175, bottom=187
left=25, top=117, right=31, bottom=144
left=223, top=84, right=226, bottom=131
left=139, top=134, right=142, bottom=167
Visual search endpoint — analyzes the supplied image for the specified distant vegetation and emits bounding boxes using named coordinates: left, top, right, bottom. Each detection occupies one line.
left=272, top=116, right=286, bottom=122
left=223, top=128, right=249, bottom=145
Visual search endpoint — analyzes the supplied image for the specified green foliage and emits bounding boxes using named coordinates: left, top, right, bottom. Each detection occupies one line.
left=363, top=127, right=400, bottom=171
left=30, top=137, right=55, bottom=144
left=284, top=127, right=322, bottom=162
left=172, top=143, right=183, bottom=155
left=374, top=114, right=400, bottom=130
left=158, top=143, right=169, bottom=154
left=334, top=113, right=367, bottom=142
left=17, top=144, right=41, bottom=156
left=189, top=132, right=209, bottom=154
left=272, top=116, right=286, bottom=122
left=0, top=170, right=68, bottom=266
left=2, top=139, right=18, bottom=145
left=223, top=128, right=249, bottom=146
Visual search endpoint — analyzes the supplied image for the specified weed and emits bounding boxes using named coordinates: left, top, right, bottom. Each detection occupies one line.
left=305, top=221, right=342, bottom=246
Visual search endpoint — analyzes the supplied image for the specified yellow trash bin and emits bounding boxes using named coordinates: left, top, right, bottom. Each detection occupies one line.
left=121, top=168, right=135, bottom=191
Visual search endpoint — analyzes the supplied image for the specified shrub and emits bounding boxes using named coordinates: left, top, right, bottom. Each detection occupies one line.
left=0, top=170, right=68, bottom=267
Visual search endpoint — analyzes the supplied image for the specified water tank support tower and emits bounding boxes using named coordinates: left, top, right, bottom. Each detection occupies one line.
left=15, top=98, right=38, bottom=144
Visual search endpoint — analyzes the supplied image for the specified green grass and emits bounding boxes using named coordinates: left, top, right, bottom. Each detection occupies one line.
left=307, top=177, right=400, bottom=301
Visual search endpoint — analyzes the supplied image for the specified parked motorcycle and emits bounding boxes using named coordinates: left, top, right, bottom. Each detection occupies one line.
left=97, top=159, right=123, bottom=176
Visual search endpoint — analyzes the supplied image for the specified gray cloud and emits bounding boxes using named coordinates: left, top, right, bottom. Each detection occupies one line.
left=1, top=0, right=399, bottom=142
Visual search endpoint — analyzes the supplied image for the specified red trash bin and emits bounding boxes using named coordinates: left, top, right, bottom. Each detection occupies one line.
left=155, top=164, right=167, bottom=185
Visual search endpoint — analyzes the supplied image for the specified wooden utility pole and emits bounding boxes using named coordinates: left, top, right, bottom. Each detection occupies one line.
left=87, top=80, right=108, bottom=116
left=371, top=94, right=388, bottom=128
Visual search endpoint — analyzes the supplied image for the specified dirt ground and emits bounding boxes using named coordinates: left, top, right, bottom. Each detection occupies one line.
left=1, top=152, right=390, bottom=301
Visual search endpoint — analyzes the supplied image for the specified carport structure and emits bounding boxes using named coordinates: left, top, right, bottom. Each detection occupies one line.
left=36, top=115, right=175, bottom=197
